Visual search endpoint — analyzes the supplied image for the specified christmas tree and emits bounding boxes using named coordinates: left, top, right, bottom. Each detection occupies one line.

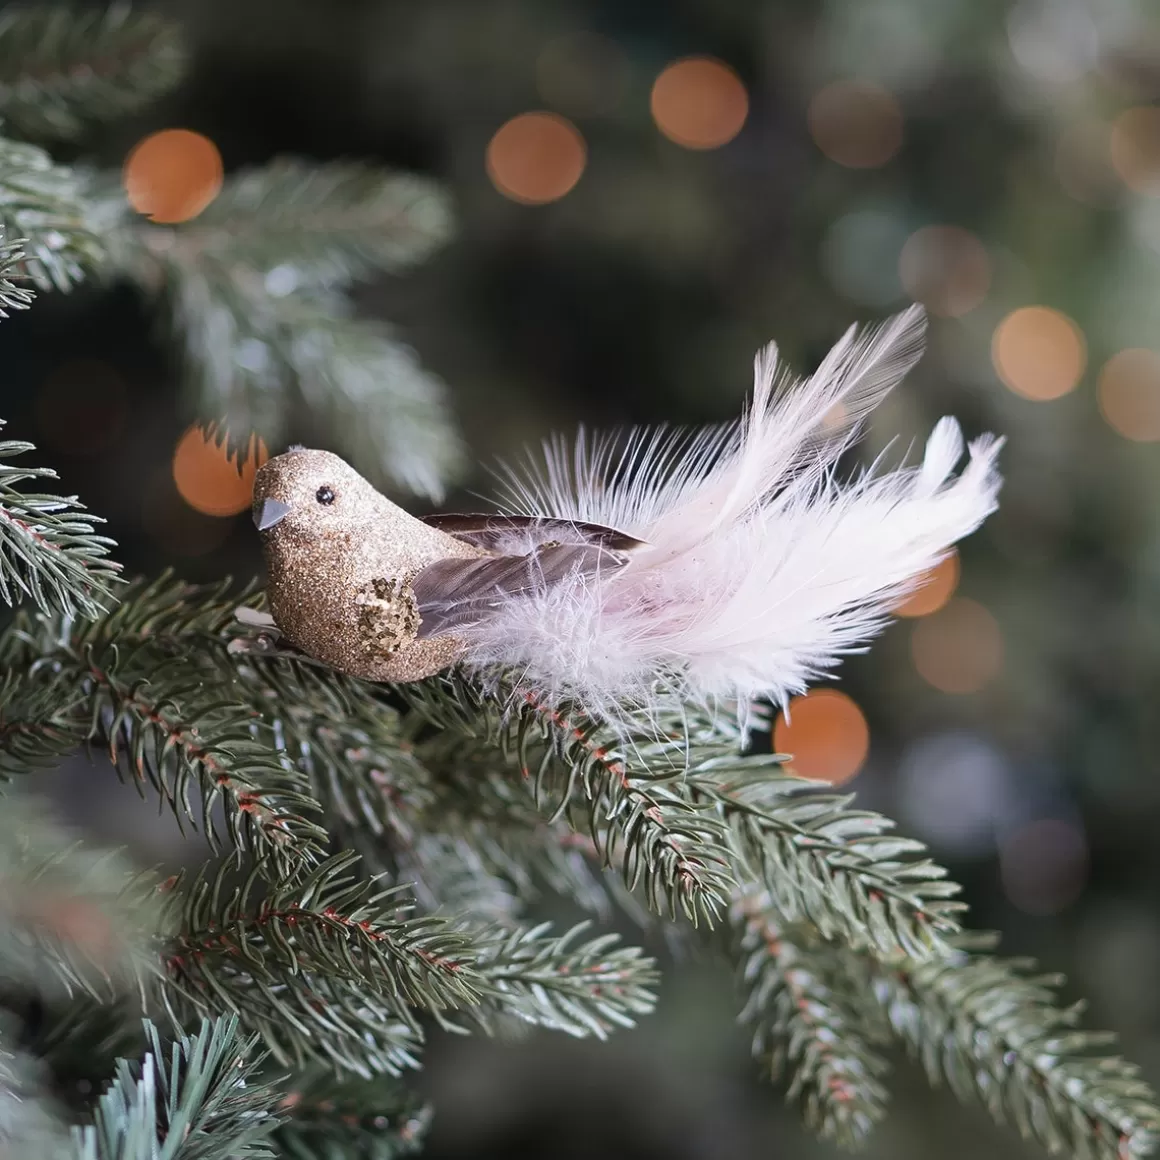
left=2, top=4, right=1159, bottom=1159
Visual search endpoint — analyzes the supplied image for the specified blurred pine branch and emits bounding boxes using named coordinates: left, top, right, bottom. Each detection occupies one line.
left=0, top=4, right=184, bottom=141
left=0, top=3, right=463, bottom=499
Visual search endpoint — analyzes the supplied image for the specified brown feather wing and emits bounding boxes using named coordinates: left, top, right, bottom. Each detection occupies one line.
left=410, top=541, right=628, bottom=640
left=421, top=512, right=646, bottom=553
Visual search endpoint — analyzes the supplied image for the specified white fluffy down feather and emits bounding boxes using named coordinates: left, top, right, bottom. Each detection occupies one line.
left=460, top=304, right=1003, bottom=721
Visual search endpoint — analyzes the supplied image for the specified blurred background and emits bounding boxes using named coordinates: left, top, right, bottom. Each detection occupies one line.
left=3, top=0, right=1160, bottom=1156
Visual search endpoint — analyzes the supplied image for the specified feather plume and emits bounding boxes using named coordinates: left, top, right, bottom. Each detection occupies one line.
left=464, top=305, right=1003, bottom=724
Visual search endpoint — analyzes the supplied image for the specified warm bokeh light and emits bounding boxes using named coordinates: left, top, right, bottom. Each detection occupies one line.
left=35, top=359, right=128, bottom=456
left=895, top=551, right=960, bottom=618
left=123, top=129, right=224, bottom=223
left=773, top=688, right=870, bottom=784
left=536, top=32, right=629, bottom=116
left=999, top=819, right=1088, bottom=916
left=807, top=80, right=903, bottom=169
left=172, top=426, right=268, bottom=517
left=991, top=306, right=1086, bottom=401
left=486, top=112, right=587, bottom=204
left=650, top=57, right=748, bottom=150
left=911, top=597, right=1003, bottom=694
left=898, top=226, right=991, bottom=317
left=1098, top=348, right=1160, bottom=442
left=1110, top=107, right=1160, bottom=195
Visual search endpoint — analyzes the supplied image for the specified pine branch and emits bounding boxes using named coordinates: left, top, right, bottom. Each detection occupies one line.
left=471, top=922, right=658, bottom=1040
left=0, top=136, right=101, bottom=289
left=94, top=159, right=464, bottom=498
left=168, top=964, right=424, bottom=1082
left=163, top=853, right=469, bottom=1078
left=0, top=580, right=328, bottom=878
left=72, top=1016, right=283, bottom=1160
left=0, top=5, right=185, bottom=141
left=398, top=824, right=621, bottom=926
left=402, top=675, right=739, bottom=926
left=146, top=263, right=464, bottom=497
left=234, top=653, right=626, bottom=923
left=0, top=667, right=88, bottom=780
left=290, top=305, right=466, bottom=502
left=733, top=896, right=891, bottom=1149
left=841, top=937, right=1160, bottom=1160
left=1, top=1019, right=70, bottom=1159
left=273, top=1069, right=431, bottom=1160
left=687, top=761, right=964, bottom=960
left=0, top=420, right=121, bottom=619
left=0, top=795, right=166, bottom=1003
left=92, top=648, right=327, bottom=880
left=0, top=233, right=35, bottom=314
left=170, top=853, right=484, bottom=1014
left=146, top=159, right=452, bottom=284
left=401, top=674, right=966, bottom=958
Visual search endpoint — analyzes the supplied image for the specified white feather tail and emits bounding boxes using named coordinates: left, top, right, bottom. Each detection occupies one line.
left=466, top=306, right=1003, bottom=723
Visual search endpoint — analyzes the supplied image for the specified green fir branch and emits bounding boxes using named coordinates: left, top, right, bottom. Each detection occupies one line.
left=0, top=232, right=35, bottom=314
left=290, top=305, right=466, bottom=501
left=0, top=667, right=88, bottom=780
left=0, top=579, right=327, bottom=877
left=845, top=937, right=1160, bottom=1160
left=733, top=896, right=891, bottom=1149
left=171, top=853, right=484, bottom=1014
left=92, top=650, right=327, bottom=880
left=0, top=795, right=165, bottom=1003
left=688, top=761, right=964, bottom=960
left=95, top=158, right=464, bottom=497
left=163, top=853, right=462, bottom=1078
left=149, top=159, right=452, bottom=283
left=0, top=136, right=102, bottom=289
left=401, top=673, right=965, bottom=956
left=73, top=1016, right=283, bottom=1160
left=273, top=1069, right=431, bottom=1160
left=0, top=5, right=185, bottom=141
left=0, top=1017, right=70, bottom=1158
left=0, top=420, right=121, bottom=618
left=402, top=675, right=739, bottom=926
left=172, top=970, right=426, bottom=1082
left=471, top=921, right=658, bottom=1039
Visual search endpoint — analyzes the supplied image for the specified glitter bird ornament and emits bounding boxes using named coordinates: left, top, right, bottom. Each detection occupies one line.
left=252, top=305, right=1002, bottom=723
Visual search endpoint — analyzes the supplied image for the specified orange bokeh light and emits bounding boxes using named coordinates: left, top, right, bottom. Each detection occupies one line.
left=650, top=56, right=748, bottom=150
left=773, top=688, right=870, bottom=785
left=1110, top=107, right=1160, bottom=195
left=991, top=306, right=1086, bottom=401
left=911, top=597, right=1003, bottom=694
left=172, top=426, right=268, bottom=517
left=807, top=80, right=903, bottom=169
left=486, top=112, right=587, bottom=205
left=898, top=226, right=991, bottom=318
left=1098, top=348, right=1160, bottom=442
left=895, top=551, right=960, bottom=618
left=123, top=129, right=224, bottom=223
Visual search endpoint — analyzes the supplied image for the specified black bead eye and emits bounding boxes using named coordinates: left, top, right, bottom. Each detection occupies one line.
left=316, top=486, right=335, bottom=505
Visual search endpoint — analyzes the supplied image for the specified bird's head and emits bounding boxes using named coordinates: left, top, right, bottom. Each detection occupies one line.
left=252, top=447, right=391, bottom=549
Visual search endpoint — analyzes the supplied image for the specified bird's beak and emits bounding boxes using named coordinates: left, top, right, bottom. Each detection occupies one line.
left=254, top=498, right=291, bottom=530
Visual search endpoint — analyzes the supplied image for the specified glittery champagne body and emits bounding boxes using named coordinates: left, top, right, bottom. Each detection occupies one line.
left=252, top=450, right=485, bottom=681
